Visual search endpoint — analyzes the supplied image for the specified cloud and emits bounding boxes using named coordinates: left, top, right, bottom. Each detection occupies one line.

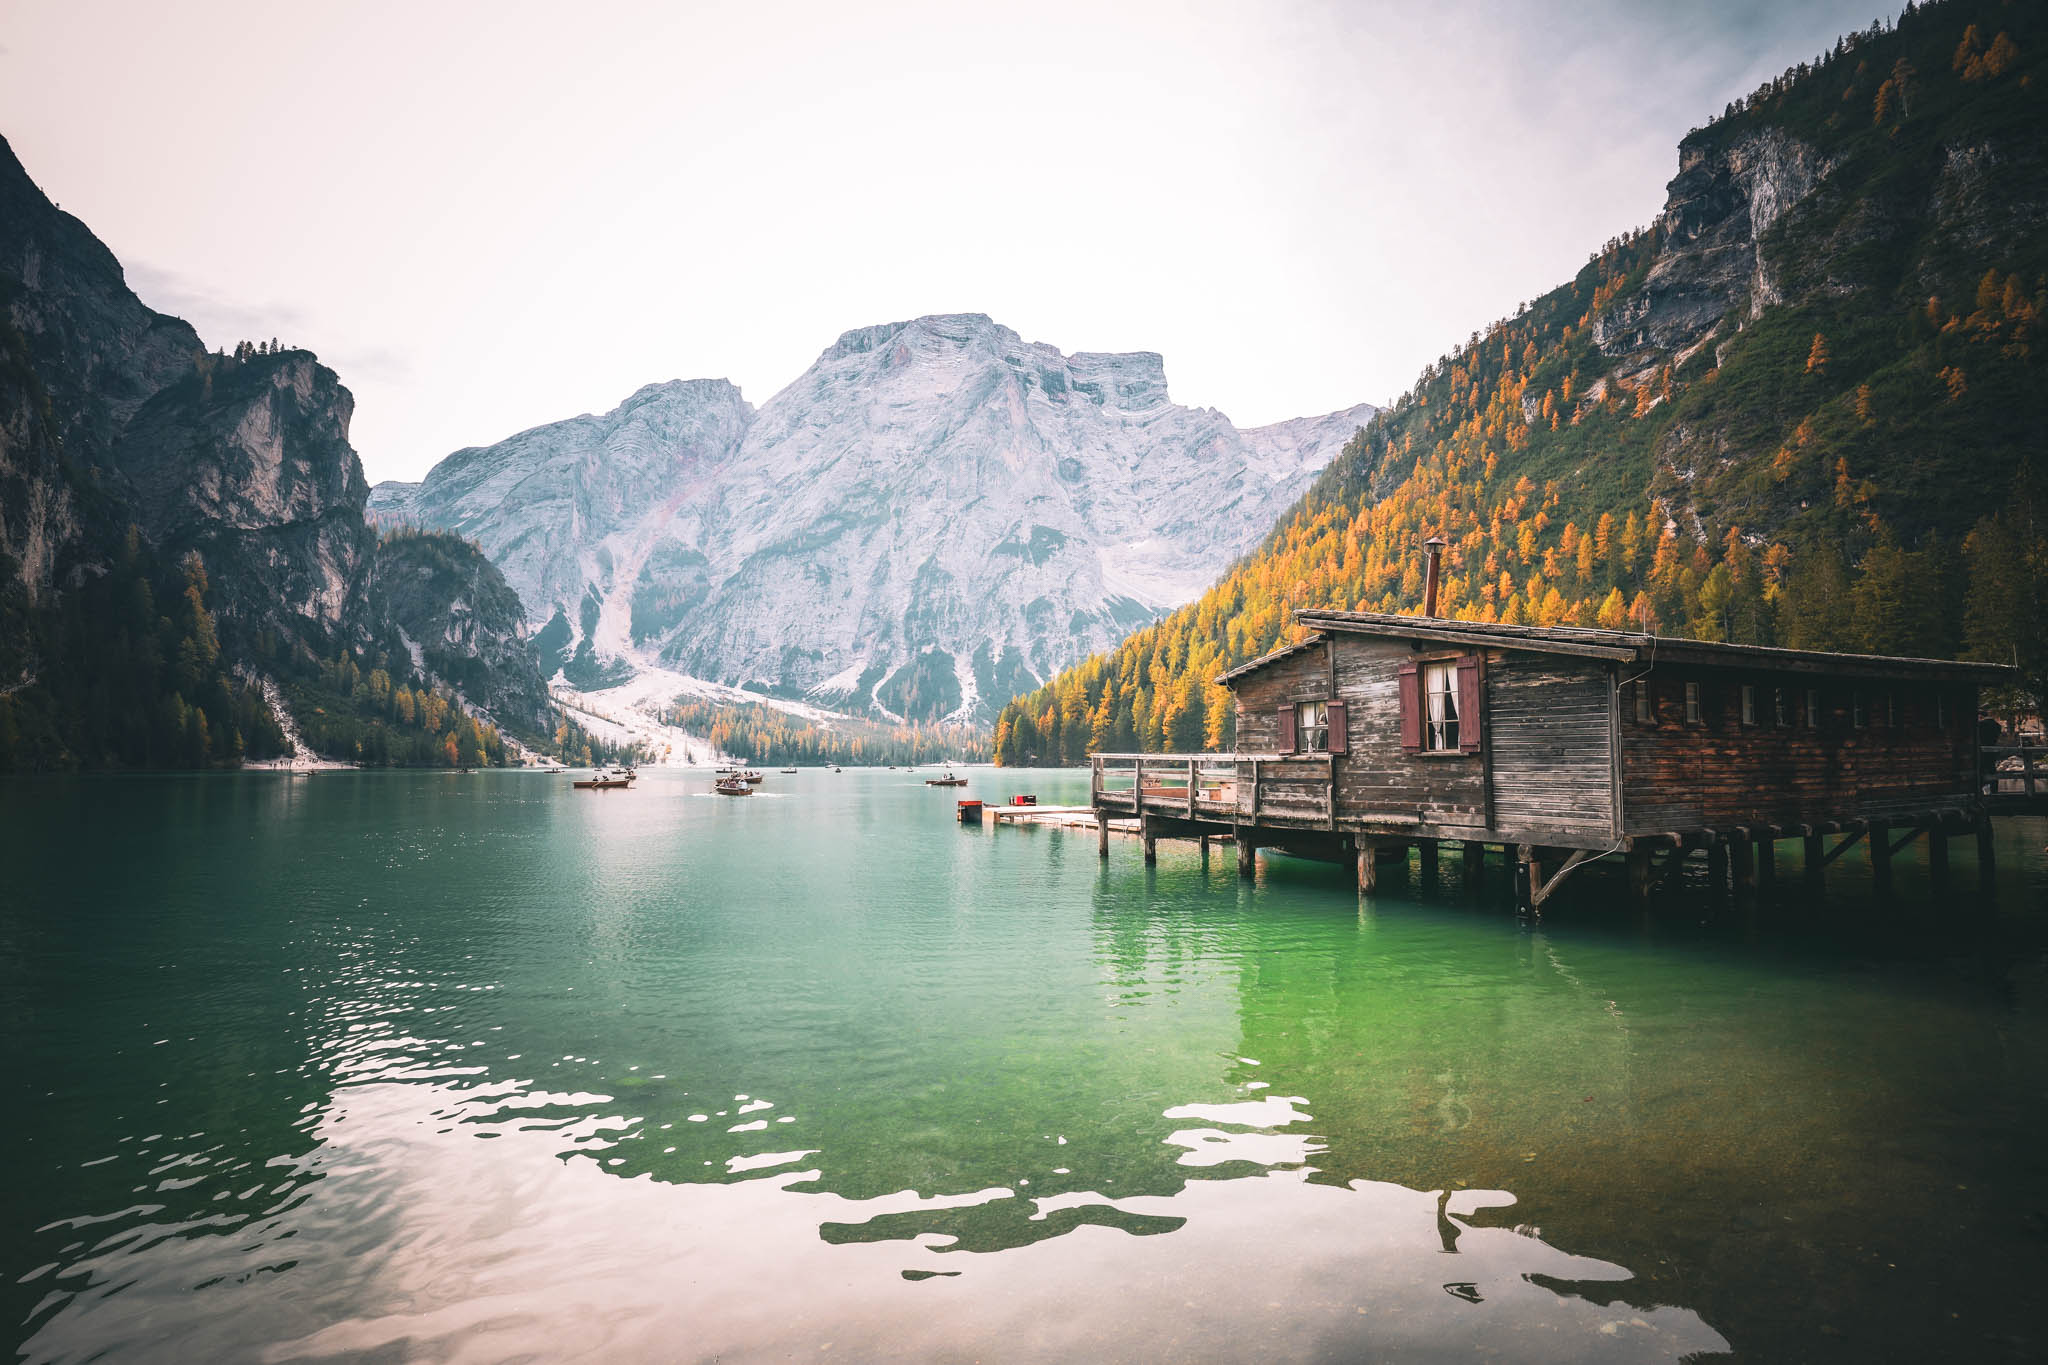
left=124, top=260, right=415, bottom=386
left=322, top=344, right=416, bottom=386
left=124, top=260, right=309, bottom=350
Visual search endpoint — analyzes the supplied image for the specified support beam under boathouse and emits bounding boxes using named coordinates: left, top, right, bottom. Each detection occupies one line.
left=1084, top=608, right=2022, bottom=912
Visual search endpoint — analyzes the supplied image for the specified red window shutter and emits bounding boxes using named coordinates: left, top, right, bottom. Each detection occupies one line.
left=1277, top=705, right=1296, bottom=755
left=1327, top=701, right=1348, bottom=755
left=1398, top=661, right=1422, bottom=754
left=1457, top=654, right=1484, bottom=753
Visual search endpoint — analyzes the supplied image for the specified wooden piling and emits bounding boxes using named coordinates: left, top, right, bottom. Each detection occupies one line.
left=1237, top=834, right=1256, bottom=879
left=1141, top=816, right=1157, bottom=866
left=1626, top=845, right=1652, bottom=907
left=1804, top=832, right=1824, bottom=891
left=1515, top=843, right=1539, bottom=915
left=1755, top=832, right=1776, bottom=891
left=1708, top=838, right=1729, bottom=896
left=1731, top=829, right=1755, bottom=897
left=1869, top=820, right=1890, bottom=894
left=1357, top=841, right=1377, bottom=895
left=1097, top=811, right=1110, bottom=860
left=1462, top=839, right=1485, bottom=888
left=1418, top=838, right=1439, bottom=889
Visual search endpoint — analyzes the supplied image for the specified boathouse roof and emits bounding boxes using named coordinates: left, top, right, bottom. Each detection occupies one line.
left=1214, top=609, right=2020, bottom=686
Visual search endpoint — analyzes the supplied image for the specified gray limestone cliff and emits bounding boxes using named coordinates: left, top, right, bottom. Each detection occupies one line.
left=372, top=313, right=1376, bottom=721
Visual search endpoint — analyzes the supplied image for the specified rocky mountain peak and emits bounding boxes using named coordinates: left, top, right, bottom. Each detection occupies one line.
left=380, top=313, right=1375, bottom=721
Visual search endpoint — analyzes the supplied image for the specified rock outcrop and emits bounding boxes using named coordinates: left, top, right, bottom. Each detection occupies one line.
left=111, top=351, right=375, bottom=643
left=1595, top=128, right=1834, bottom=360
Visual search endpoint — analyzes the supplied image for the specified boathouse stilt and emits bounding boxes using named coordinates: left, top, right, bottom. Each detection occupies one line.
left=1870, top=821, right=1891, bottom=894
left=1097, top=812, right=1110, bottom=860
left=1627, top=845, right=1653, bottom=906
left=1463, top=840, right=1485, bottom=888
left=1708, top=839, right=1730, bottom=897
left=1804, top=831, right=1825, bottom=890
left=1756, top=833, right=1776, bottom=891
left=1141, top=816, right=1157, bottom=865
left=1237, top=834, right=1256, bottom=879
left=1357, top=841, right=1377, bottom=895
left=1928, top=825, right=1949, bottom=882
left=1417, top=838, right=1439, bottom=890
left=1731, top=829, right=1755, bottom=897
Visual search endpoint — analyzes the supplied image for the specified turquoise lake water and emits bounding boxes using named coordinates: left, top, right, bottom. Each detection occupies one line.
left=3, top=768, right=2046, bottom=1362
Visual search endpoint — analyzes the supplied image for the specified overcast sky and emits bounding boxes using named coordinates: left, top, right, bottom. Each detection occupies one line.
left=2, top=0, right=1892, bottom=483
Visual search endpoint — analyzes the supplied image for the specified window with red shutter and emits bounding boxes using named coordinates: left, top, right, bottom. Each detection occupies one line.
left=1277, top=705, right=1296, bottom=754
left=1327, top=701, right=1348, bottom=755
left=1398, top=661, right=1422, bottom=753
left=1457, top=654, right=1483, bottom=753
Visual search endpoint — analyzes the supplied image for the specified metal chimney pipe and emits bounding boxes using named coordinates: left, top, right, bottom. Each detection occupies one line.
left=1421, top=537, right=1446, bottom=617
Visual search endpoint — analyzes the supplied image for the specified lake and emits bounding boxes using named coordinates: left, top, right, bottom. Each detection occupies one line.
left=4, top=769, right=2046, bottom=1362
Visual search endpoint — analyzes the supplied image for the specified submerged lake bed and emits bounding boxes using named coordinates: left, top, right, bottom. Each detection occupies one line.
left=4, top=769, right=2046, bottom=1363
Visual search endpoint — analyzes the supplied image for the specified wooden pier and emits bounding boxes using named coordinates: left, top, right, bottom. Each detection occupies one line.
left=1037, top=611, right=2032, bottom=912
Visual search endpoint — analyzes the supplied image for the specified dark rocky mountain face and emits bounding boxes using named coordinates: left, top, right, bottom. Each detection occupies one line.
left=0, top=135, right=550, bottom=766
left=111, top=352, right=375, bottom=643
left=367, top=530, right=550, bottom=731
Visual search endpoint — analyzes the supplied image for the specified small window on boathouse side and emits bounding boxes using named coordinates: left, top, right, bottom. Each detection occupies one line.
left=1278, top=698, right=1345, bottom=755
left=1684, top=681, right=1701, bottom=725
left=1423, top=661, right=1460, bottom=750
left=1634, top=681, right=1653, bottom=724
left=1741, top=685, right=1757, bottom=727
left=1295, top=699, right=1329, bottom=753
left=1853, top=691, right=1867, bottom=728
left=1773, top=687, right=1789, bottom=727
left=1806, top=688, right=1820, bottom=728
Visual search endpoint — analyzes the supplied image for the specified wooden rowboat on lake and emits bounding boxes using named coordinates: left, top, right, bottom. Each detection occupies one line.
left=573, top=769, right=634, bottom=790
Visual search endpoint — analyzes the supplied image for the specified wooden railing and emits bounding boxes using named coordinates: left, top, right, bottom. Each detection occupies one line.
left=1091, top=752, right=1336, bottom=826
left=1983, top=742, right=2045, bottom=803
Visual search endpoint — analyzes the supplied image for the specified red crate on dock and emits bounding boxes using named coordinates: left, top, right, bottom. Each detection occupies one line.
left=1010, top=794, right=1037, bottom=805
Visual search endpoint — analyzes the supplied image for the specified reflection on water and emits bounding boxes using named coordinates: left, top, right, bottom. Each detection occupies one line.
left=18, top=1075, right=1726, bottom=1363
left=3, top=771, right=2045, bottom=1362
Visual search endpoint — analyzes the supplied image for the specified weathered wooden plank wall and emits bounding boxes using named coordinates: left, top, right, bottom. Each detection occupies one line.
left=1619, top=674, right=1975, bottom=832
left=1487, top=654, right=1616, bottom=837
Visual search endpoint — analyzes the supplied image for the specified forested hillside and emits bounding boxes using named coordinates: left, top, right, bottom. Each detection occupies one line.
left=658, top=699, right=989, bottom=767
left=996, top=0, right=2047, bottom=765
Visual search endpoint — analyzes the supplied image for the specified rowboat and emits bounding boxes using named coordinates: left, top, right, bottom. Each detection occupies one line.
left=574, top=768, right=634, bottom=790
left=714, top=775, right=752, bottom=795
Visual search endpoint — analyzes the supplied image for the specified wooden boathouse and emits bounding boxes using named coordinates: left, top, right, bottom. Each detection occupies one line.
left=1088, top=609, right=2031, bottom=909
